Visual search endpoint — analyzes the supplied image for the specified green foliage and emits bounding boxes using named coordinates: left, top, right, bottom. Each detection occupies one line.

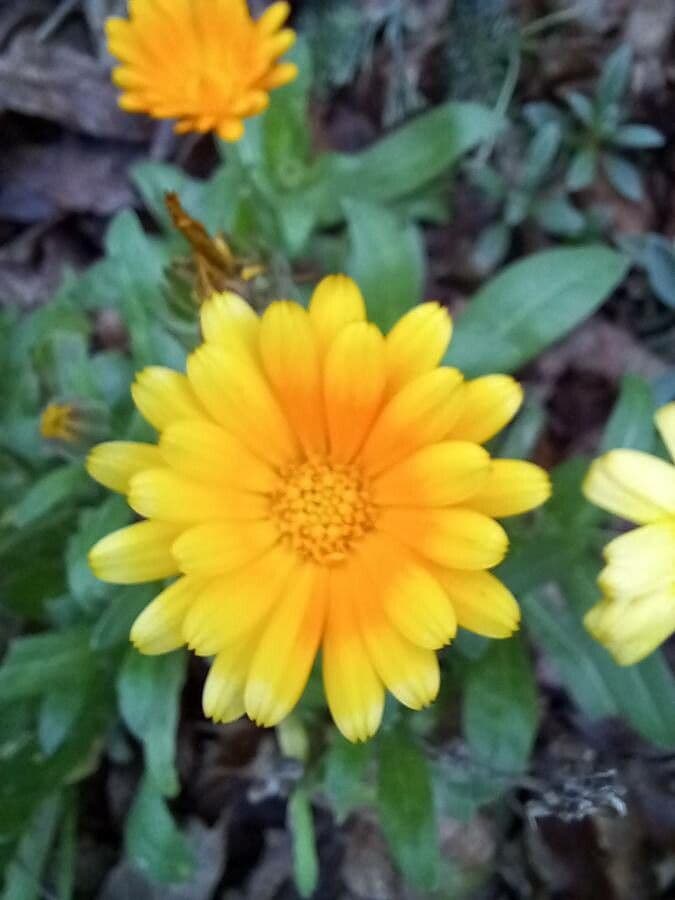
left=620, top=234, right=675, bottom=310
left=470, top=122, right=587, bottom=272
left=344, top=199, right=425, bottom=331
left=447, top=245, right=629, bottom=376
left=125, top=778, right=194, bottom=884
left=527, top=46, right=664, bottom=203
left=463, top=635, right=539, bottom=775
left=117, top=648, right=186, bottom=797
left=322, top=734, right=374, bottom=821
left=377, top=724, right=440, bottom=889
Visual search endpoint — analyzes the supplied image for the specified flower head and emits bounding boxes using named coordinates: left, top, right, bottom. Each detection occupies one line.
left=88, top=275, right=550, bottom=741
left=106, top=0, right=298, bottom=141
left=41, top=403, right=78, bottom=442
left=583, top=403, right=675, bottom=665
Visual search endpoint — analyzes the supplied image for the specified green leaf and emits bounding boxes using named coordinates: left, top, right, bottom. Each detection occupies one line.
left=288, top=788, right=319, bottom=899
left=0, top=682, right=111, bottom=867
left=125, top=777, right=194, bottom=884
left=0, top=627, right=92, bottom=704
left=38, top=686, right=87, bottom=756
left=377, top=724, right=439, bottom=889
left=344, top=198, right=424, bottom=331
left=463, top=635, right=539, bottom=775
left=566, top=146, right=597, bottom=191
left=433, top=753, right=503, bottom=822
left=597, top=45, right=632, bottom=109
left=53, top=792, right=76, bottom=900
left=91, top=585, right=157, bottom=650
left=323, top=734, right=374, bottom=821
left=104, top=211, right=175, bottom=367
left=318, top=102, right=497, bottom=225
left=446, top=245, right=629, bottom=376
left=533, top=195, right=585, bottom=237
left=612, top=123, right=664, bottom=149
left=117, top=648, right=186, bottom=797
left=493, top=395, right=546, bottom=460
left=523, top=568, right=675, bottom=748
left=472, top=222, right=511, bottom=274
left=66, top=496, right=132, bottom=609
left=642, top=236, right=675, bottom=309
left=0, top=794, right=62, bottom=900
left=564, top=90, right=595, bottom=127
left=602, top=152, right=643, bottom=202
left=600, top=374, right=655, bottom=453
left=523, top=122, right=561, bottom=189
left=5, top=465, right=91, bottom=529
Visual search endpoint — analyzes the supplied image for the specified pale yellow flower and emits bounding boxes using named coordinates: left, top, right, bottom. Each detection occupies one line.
left=583, top=402, right=675, bottom=664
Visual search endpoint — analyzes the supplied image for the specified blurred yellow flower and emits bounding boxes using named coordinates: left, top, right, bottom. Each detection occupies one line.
left=40, top=403, right=77, bottom=442
left=106, top=0, right=298, bottom=141
left=583, top=402, right=675, bottom=665
left=87, top=275, right=550, bottom=741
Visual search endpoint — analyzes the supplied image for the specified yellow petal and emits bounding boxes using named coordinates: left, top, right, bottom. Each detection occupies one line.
left=202, top=640, right=255, bottom=724
left=585, top=588, right=675, bottom=666
left=322, top=565, right=385, bottom=743
left=131, top=367, right=206, bottom=432
left=323, top=322, right=386, bottom=462
left=159, top=419, right=278, bottom=493
left=86, top=441, right=163, bottom=493
left=599, top=521, right=675, bottom=601
left=263, top=62, right=298, bottom=90
left=173, top=519, right=278, bottom=576
left=217, top=118, right=245, bottom=142
left=359, top=368, right=465, bottom=475
left=359, top=533, right=456, bottom=649
left=89, top=521, right=182, bottom=584
left=245, top=565, right=327, bottom=726
left=655, top=402, right=675, bottom=461
left=385, top=302, right=452, bottom=394
left=187, top=343, right=298, bottom=466
left=350, top=555, right=440, bottom=708
left=467, top=460, right=551, bottom=518
left=200, top=291, right=259, bottom=357
left=432, top=567, right=520, bottom=638
left=377, top=507, right=508, bottom=570
left=130, top=575, right=209, bottom=654
left=308, top=274, right=366, bottom=356
left=583, top=450, right=675, bottom=525
left=259, top=300, right=326, bottom=453
left=127, top=468, right=268, bottom=523
left=373, top=441, right=489, bottom=508
left=447, top=375, right=523, bottom=444
left=182, top=543, right=296, bottom=656
left=257, top=1, right=291, bottom=36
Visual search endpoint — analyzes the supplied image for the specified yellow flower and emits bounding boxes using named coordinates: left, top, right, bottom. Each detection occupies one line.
left=106, top=0, right=298, bottom=141
left=40, top=403, right=78, bottom=442
left=583, top=402, right=675, bottom=666
left=87, top=276, right=550, bottom=741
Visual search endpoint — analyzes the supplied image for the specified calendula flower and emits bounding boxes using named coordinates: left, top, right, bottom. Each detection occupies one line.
left=40, top=400, right=110, bottom=451
left=106, top=0, right=298, bottom=141
left=40, top=403, right=78, bottom=442
left=583, top=403, right=675, bottom=665
left=88, top=275, right=550, bottom=741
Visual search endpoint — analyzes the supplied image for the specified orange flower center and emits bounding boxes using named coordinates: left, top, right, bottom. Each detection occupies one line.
left=271, top=458, right=376, bottom=566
